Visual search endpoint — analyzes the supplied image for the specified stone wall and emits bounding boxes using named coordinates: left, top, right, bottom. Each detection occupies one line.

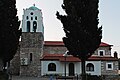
left=94, top=46, right=111, bottom=56
left=44, top=46, right=67, bottom=54
left=20, top=32, right=43, bottom=77
left=10, top=46, right=20, bottom=75
left=101, top=61, right=118, bottom=75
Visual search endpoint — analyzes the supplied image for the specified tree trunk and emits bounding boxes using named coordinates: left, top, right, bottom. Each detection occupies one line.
left=81, top=59, right=86, bottom=80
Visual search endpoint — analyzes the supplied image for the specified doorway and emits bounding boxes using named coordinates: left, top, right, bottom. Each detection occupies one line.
left=69, top=63, right=75, bottom=76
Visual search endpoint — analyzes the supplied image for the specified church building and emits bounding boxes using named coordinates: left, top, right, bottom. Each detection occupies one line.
left=10, top=5, right=119, bottom=77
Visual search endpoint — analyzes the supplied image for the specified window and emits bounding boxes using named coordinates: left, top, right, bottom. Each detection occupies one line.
left=30, top=12, right=33, bottom=15
left=27, top=21, right=30, bottom=32
left=86, top=63, right=94, bottom=71
left=100, top=51, right=103, bottom=56
left=48, top=63, right=56, bottom=71
left=108, top=64, right=112, bottom=68
left=106, top=63, right=113, bottom=70
left=30, top=53, right=32, bottom=62
left=98, top=50, right=105, bottom=56
left=33, top=21, right=37, bottom=32
left=31, top=17, right=33, bottom=20
left=26, top=16, right=29, bottom=20
left=35, top=16, right=37, bottom=20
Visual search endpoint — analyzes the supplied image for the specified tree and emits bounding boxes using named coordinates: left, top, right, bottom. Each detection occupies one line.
left=56, top=0, right=102, bottom=80
left=0, top=0, right=21, bottom=72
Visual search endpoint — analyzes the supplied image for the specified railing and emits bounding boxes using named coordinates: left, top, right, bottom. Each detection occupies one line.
left=43, top=73, right=80, bottom=80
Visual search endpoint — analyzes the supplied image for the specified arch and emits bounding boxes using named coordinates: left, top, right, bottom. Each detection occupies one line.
left=86, top=63, right=94, bottom=71
left=27, top=21, right=30, bottom=32
left=35, top=16, right=37, bottom=20
left=26, top=16, right=29, bottom=20
left=33, top=21, right=37, bottom=32
left=48, top=63, right=56, bottom=71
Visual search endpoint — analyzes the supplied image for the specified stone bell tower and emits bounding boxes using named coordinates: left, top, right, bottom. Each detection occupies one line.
left=20, top=5, right=44, bottom=76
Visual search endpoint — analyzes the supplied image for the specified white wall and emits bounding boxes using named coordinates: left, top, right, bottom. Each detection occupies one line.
left=22, top=9, right=44, bottom=34
left=86, top=61, right=101, bottom=75
left=41, top=61, right=101, bottom=76
left=41, top=61, right=64, bottom=76
left=75, top=62, right=81, bottom=75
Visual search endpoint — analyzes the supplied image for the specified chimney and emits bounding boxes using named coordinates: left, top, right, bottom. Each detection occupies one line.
left=114, top=51, right=118, bottom=58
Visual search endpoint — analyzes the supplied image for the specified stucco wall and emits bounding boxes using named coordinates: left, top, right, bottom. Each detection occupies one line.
left=86, top=61, right=101, bottom=75
left=41, top=61, right=102, bottom=76
left=41, top=61, right=64, bottom=76
left=22, top=9, right=44, bottom=33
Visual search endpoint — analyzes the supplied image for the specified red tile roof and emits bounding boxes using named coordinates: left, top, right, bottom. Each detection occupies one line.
left=44, top=41, right=112, bottom=47
left=44, top=41, right=64, bottom=46
left=100, top=42, right=113, bottom=47
left=41, top=54, right=118, bottom=62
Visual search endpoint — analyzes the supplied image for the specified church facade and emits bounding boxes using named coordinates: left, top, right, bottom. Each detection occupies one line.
left=41, top=41, right=118, bottom=76
left=10, top=6, right=119, bottom=77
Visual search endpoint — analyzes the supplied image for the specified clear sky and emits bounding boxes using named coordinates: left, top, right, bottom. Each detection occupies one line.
left=16, top=0, right=120, bottom=57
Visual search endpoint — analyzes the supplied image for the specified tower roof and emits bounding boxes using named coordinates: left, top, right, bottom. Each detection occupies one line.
left=28, top=6, right=40, bottom=10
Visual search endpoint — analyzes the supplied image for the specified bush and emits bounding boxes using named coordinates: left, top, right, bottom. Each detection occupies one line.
left=86, top=75, right=102, bottom=80
left=0, top=71, right=9, bottom=80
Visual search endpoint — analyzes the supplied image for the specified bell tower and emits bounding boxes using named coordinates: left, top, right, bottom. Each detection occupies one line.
left=20, top=5, right=44, bottom=76
left=22, top=5, right=44, bottom=33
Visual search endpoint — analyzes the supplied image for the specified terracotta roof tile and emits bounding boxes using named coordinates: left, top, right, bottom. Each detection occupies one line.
left=100, top=42, right=113, bottom=47
left=41, top=54, right=118, bottom=62
left=44, top=41, right=112, bottom=47
left=44, top=41, right=64, bottom=46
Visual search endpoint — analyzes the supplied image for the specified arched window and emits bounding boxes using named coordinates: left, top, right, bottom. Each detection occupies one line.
left=48, top=63, right=56, bottom=71
left=27, top=21, right=30, bottom=32
left=33, top=21, right=37, bottom=32
left=35, top=16, right=37, bottom=20
left=26, top=16, right=29, bottom=20
left=86, top=63, right=94, bottom=71
left=30, top=53, right=32, bottom=62
left=31, top=17, right=33, bottom=20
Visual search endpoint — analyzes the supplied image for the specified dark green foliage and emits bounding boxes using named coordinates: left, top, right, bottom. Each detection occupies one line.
left=0, top=0, right=21, bottom=62
left=0, top=71, right=8, bottom=80
left=118, top=58, right=120, bottom=70
left=56, top=0, right=102, bottom=60
left=86, top=75, right=102, bottom=80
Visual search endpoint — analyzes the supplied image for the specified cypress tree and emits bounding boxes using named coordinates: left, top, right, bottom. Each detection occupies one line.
left=0, top=0, right=21, bottom=72
left=56, top=0, right=102, bottom=80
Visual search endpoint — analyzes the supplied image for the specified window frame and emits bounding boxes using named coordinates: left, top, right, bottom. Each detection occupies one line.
left=48, top=63, right=56, bottom=71
left=106, top=63, right=113, bottom=70
left=86, top=63, right=94, bottom=72
left=98, top=50, right=105, bottom=56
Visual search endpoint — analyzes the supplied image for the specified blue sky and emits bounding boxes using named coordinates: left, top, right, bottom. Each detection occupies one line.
left=16, top=0, right=120, bottom=56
